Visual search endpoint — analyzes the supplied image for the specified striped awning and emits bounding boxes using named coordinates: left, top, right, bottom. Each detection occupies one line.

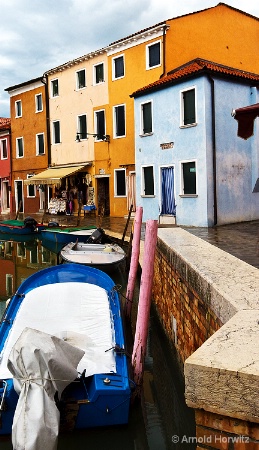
left=24, top=164, right=91, bottom=186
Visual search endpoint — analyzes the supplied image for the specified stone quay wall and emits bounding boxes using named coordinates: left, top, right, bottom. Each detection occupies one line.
left=152, top=228, right=259, bottom=449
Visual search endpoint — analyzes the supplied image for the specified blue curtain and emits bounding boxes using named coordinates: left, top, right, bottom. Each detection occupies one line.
left=161, top=167, right=176, bottom=215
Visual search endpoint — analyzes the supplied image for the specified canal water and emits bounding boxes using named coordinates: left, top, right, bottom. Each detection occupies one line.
left=0, top=233, right=195, bottom=450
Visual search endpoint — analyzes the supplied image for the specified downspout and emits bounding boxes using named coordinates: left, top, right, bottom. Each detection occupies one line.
left=42, top=73, right=51, bottom=215
left=208, top=75, right=218, bottom=226
left=42, top=74, right=51, bottom=167
left=160, top=25, right=167, bottom=78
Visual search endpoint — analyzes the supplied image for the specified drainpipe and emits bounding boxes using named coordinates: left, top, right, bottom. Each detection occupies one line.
left=160, top=25, right=167, bottom=78
left=208, top=75, right=218, bottom=226
left=41, top=73, right=51, bottom=215
left=42, top=74, right=51, bottom=167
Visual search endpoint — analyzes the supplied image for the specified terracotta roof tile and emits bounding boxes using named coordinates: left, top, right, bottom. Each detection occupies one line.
left=131, top=58, right=259, bottom=97
left=0, top=118, right=11, bottom=130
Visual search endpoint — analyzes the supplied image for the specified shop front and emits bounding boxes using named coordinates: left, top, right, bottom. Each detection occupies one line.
left=24, top=164, right=95, bottom=216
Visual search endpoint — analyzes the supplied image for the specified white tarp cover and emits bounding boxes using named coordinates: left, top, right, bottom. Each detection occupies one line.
left=7, top=327, right=85, bottom=450
left=0, top=282, right=116, bottom=380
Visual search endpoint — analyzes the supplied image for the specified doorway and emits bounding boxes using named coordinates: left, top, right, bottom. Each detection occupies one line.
left=97, top=177, right=110, bottom=216
left=14, top=180, right=23, bottom=213
left=160, top=166, right=176, bottom=220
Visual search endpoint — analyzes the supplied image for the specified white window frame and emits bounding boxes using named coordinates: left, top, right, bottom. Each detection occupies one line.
left=140, top=100, right=153, bottom=136
left=35, top=93, right=43, bottom=112
left=27, top=174, right=36, bottom=198
left=114, top=168, right=127, bottom=197
left=76, top=68, right=86, bottom=90
left=0, top=138, right=8, bottom=159
left=93, top=62, right=105, bottom=85
left=15, top=100, right=22, bottom=118
left=16, top=137, right=24, bottom=158
left=52, top=121, right=61, bottom=144
left=141, top=165, right=155, bottom=197
left=36, top=133, right=45, bottom=155
left=112, top=54, right=125, bottom=80
left=180, top=159, right=198, bottom=196
left=146, top=40, right=161, bottom=70
left=51, top=78, right=59, bottom=97
left=180, top=86, right=197, bottom=127
left=113, top=104, right=126, bottom=138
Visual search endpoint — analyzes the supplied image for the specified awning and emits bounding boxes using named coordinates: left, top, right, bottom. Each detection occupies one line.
left=24, top=164, right=90, bottom=186
left=232, top=103, right=259, bottom=140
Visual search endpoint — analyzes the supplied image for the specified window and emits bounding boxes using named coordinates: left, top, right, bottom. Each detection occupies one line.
left=15, top=100, right=22, bottom=117
left=27, top=175, right=36, bottom=197
left=181, top=88, right=196, bottom=126
left=6, top=274, right=13, bottom=297
left=77, top=114, right=87, bottom=139
left=146, top=41, right=161, bottom=69
left=30, top=246, right=38, bottom=264
left=95, top=110, right=105, bottom=140
left=0, top=139, right=7, bottom=159
left=35, top=94, right=43, bottom=112
left=112, top=55, right=124, bottom=79
left=114, top=169, right=126, bottom=196
left=76, top=69, right=86, bottom=89
left=51, top=79, right=59, bottom=97
left=52, top=121, right=61, bottom=144
left=141, top=101, right=153, bottom=135
left=181, top=161, right=197, bottom=195
left=16, top=137, right=24, bottom=158
left=114, top=104, right=125, bottom=137
left=94, top=63, right=104, bottom=84
left=142, top=166, right=154, bottom=196
left=36, top=133, right=45, bottom=155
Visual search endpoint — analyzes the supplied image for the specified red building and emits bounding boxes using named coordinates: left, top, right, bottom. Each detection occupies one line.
left=0, top=118, right=11, bottom=214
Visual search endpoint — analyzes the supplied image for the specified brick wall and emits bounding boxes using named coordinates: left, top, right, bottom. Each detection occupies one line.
left=151, top=233, right=259, bottom=449
left=152, top=239, right=222, bottom=371
left=195, top=410, right=259, bottom=449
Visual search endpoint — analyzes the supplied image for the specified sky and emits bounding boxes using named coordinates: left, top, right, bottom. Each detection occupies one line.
left=1, top=0, right=259, bottom=118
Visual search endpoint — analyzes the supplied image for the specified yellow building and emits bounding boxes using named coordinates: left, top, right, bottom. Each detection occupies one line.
left=19, top=3, right=259, bottom=218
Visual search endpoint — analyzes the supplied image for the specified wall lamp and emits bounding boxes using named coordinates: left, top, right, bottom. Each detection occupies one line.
left=75, top=132, right=110, bottom=143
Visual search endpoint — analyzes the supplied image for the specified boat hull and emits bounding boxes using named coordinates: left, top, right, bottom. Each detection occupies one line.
left=0, top=264, right=130, bottom=434
left=60, top=242, right=126, bottom=272
left=0, top=220, right=45, bottom=235
left=40, top=226, right=97, bottom=244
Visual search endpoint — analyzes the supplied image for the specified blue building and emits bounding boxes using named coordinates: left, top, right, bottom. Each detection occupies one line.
left=131, top=58, right=259, bottom=226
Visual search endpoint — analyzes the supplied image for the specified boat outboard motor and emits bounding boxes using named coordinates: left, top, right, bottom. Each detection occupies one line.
left=23, top=216, right=38, bottom=231
left=48, top=221, right=60, bottom=228
left=86, top=228, right=105, bottom=244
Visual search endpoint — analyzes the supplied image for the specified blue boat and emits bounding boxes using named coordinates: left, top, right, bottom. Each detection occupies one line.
left=0, top=264, right=131, bottom=443
left=40, top=225, right=101, bottom=245
left=0, top=218, right=45, bottom=235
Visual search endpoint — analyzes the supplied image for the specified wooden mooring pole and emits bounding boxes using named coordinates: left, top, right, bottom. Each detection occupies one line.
left=131, top=219, right=158, bottom=398
left=125, top=206, right=143, bottom=320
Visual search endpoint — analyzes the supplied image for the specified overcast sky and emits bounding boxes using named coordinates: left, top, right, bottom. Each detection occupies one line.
left=1, top=0, right=258, bottom=118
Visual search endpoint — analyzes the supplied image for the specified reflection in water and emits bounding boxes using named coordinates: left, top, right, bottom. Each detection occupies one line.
left=0, top=235, right=195, bottom=449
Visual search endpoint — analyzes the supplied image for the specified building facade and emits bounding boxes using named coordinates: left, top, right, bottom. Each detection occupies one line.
left=5, top=3, right=259, bottom=220
left=5, top=78, right=48, bottom=215
left=0, top=118, right=11, bottom=214
left=132, top=59, right=259, bottom=226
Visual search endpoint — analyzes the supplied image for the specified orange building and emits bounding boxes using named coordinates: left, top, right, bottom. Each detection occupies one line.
left=5, top=77, right=48, bottom=215
left=6, top=3, right=259, bottom=218
left=101, top=3, right=259, bottom=217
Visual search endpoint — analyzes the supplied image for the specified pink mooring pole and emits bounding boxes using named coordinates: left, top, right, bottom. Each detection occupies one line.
left=131, top=219, right=158, bottom=396
left=125, top=206, right=143, bottom=319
